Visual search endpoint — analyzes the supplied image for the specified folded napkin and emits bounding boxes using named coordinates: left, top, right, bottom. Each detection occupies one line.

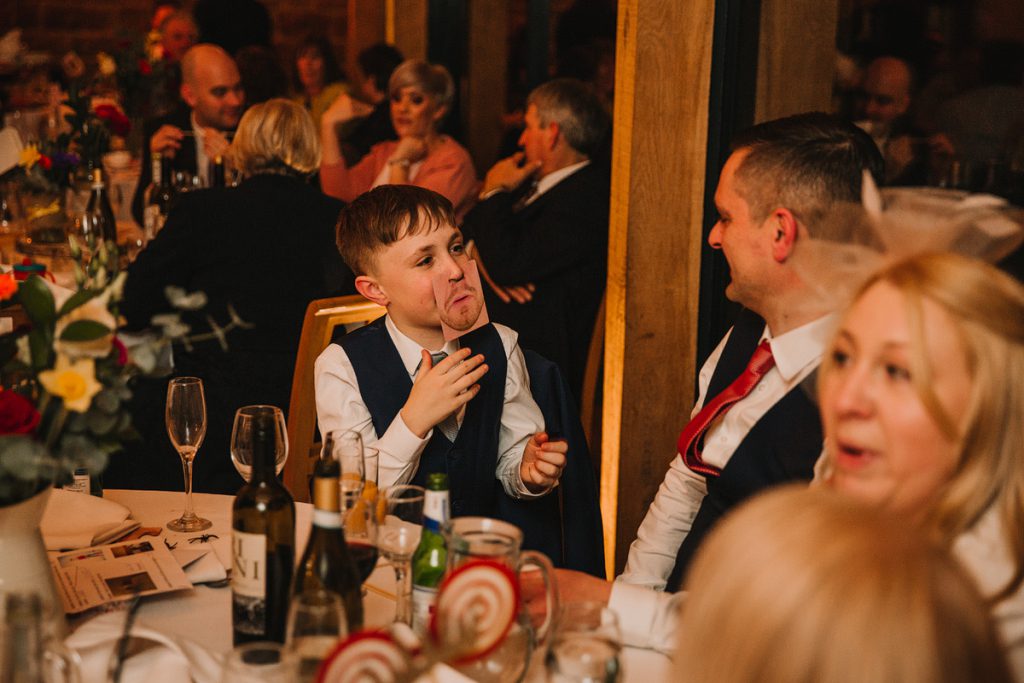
left=67, top=610, right=223, bottom=683
left=41, top=489, right=138, bottom=550
left=171, top=548, right=228, bottom=584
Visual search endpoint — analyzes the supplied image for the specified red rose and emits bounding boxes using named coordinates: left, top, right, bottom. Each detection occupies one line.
left=137, top=58, right=152, bottom=76
left=38, top=154, right=52, bottom=170
left=112, top=336, right=128, bottom=366
left=95, top=105, right=131, bottom=137
left=0, top=391, right=41, bottom=436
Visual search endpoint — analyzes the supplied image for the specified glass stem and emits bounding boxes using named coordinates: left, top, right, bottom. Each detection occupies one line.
left=394, top=563, right=412, bottom=625
left=181, top=455, right=196, bottom=520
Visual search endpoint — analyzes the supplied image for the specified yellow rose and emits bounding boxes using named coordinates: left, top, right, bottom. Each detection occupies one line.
left=18, top=145, right=40, bottom=169
left=39, top=354, right=103, bottom=413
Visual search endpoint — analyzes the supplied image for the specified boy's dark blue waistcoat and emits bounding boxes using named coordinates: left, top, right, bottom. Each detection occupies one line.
left=339, top=317, right=507, bottom=518
left=665, top=308, right=824, bottom=589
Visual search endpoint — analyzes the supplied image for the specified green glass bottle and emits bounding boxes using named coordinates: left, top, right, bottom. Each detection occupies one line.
left=411, top=472, right=449, bottom=634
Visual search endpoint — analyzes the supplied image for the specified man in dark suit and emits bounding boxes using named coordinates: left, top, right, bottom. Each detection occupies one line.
left=548, top=114, right=884, bottom=652
left=132, top=44, right=245, bottom=225
left=460, top=78, right=611, bottom=403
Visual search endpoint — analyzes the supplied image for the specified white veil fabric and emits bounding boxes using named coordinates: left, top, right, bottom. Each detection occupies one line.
left=791, top=173, right=1024, bottom=316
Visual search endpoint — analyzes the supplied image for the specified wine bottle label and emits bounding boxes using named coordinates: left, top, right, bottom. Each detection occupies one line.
left=423, top=490, right=449, bottom=534
left=67, top=469, right=90, bottom=495
left=232, top=530, right=266, bottom=635
left=411, top=585, right=438, bottom=634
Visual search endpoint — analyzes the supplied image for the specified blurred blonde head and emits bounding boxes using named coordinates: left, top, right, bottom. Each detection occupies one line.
left=676, top=486, right=1012, bottom=683
left=231, top=98, right=320, bottom=177
left=819, top=251, right=1024, bottom=599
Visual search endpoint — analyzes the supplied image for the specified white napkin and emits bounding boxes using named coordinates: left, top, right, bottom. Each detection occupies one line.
left=0, top=126, right=22, bottom=175
left=66, top=610, right=224, bottom=683
left=41, top=488, right=137, bottom=550
left=171, top=548, right=228, bottom=584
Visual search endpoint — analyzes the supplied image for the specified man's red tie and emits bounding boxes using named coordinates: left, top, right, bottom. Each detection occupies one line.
left=678, top=340, right=776, bottom=477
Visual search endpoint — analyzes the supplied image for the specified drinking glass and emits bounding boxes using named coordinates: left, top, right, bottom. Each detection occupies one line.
left=230, top=405, right=289, bottom=483
left=165, top=377, right=211, bottom=532
left=221, top=642, right=297, bottom=683
left=545, top=602, right=622, bottom=682
left=285, top=591, right=346, bottom=682
left=377, top=485, right=424, bottom=625
left=330, top=432, right=379, bottom=585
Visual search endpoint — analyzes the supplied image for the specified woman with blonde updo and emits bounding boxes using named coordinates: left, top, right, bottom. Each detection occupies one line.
left=816, top=251, right=1024, bottom=677
left=117, top=99, right=354, bottom=494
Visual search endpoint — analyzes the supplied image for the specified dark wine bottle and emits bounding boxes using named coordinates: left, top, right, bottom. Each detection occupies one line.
left=210, top=155, right=226, bottom=187
left=231, top=411, right=295, bottom=645
left=85, top=168, right=119, bottom=247
left=291, top=454, right=364, bottom=632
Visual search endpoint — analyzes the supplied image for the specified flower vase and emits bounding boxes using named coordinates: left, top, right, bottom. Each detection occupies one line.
left=0, top=487, right=63, bottom=626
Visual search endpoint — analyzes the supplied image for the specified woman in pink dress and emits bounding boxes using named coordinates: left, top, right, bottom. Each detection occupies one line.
left=319, top=59, right=478, bottom=222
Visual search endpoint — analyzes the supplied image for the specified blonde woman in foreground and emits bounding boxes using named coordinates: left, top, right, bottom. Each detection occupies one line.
left=815, top=251, right=1024, bottom=678
left=676, top=485, right=1012, bottom=683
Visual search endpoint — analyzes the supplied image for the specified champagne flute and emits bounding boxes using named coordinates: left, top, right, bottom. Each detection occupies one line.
left=230, top=405, right=289, bottom=483
left=378, top=485, right=424, bottom=625
left=166, top=376, right=212, bottom=532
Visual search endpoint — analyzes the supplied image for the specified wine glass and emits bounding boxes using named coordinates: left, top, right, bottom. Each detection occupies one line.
left=378, top=485, right=424, bottom=625
left=545, top=602, right=622, bottom=683
left=332, top=435, right=379, bottom=585
left=166, top=376, right=212, bottom=532
left=230, top=405, right=289, bottom=483
left=285, top=591, right=346, bottom=682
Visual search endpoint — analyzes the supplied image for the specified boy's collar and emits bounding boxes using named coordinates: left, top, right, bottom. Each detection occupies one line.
left=384, top=315, right=460, bottom=376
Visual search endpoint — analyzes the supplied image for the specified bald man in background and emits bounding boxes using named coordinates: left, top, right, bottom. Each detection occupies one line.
left=132, top=44, right=245, bottom=224
left=856, top=55, right=924, bottom=184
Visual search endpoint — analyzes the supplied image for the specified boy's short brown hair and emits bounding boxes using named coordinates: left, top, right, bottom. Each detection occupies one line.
left=335, top=185, right=457, bottom=275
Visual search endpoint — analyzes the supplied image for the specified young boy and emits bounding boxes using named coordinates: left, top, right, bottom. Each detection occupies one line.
left=314, top=185, right=566, bottom=517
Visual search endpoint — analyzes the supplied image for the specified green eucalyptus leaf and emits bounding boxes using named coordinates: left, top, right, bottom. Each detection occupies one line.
left=93, top=389, right=119, bottom=413
left=59, top=320, right=111, bottom=341
left=18, top=276, right=56, bottom=328
left=86, top=409, right=118, bottom=436
left=27, top=327, right=53, bottom=370
left=57, top=289, right=101, bottom=318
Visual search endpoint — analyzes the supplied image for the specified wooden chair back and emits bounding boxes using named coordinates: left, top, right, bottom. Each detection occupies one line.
left=284, top=295, right=385, bottom=501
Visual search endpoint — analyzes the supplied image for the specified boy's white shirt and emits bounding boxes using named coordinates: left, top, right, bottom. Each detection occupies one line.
left=314, top=314, right=546, bottom=496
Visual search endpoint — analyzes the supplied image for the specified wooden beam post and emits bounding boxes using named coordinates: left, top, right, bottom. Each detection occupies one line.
left=347, top=0, right=386, bottom=81
left=465, top=0, right=509, bottom=172
left=603, top=0, right=715, bottom=576
left=391, top=0, right=429, bottom=61
left=755, top=0, right=839, bottom=121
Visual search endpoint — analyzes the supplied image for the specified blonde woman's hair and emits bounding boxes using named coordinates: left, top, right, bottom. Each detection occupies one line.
left=820, top=251, right=1024, bottom=600
left=676, top=486, right=1013, bottom=683
left=231, top=98, right=320, bottom=177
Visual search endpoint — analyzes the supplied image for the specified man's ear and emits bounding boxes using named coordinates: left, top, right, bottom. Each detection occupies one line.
left=769, top=208, right=800, bottom=262
left=355, top=275, right=389, bottom=307
left=180, top=82, right=197, bottom=109
left=546, top=121, right=561, bottom=151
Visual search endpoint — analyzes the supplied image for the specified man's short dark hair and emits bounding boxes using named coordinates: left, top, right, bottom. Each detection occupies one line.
left=528, top=78, right=610, bottom=158
left=336, top=185, right=456, bottom=276
left=729, top=112, right=884, bottom=234
left=358, top=43, right=405, bottom=94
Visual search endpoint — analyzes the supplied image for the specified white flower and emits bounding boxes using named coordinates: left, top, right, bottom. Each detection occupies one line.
left=54, top=296, right=117, bottom=359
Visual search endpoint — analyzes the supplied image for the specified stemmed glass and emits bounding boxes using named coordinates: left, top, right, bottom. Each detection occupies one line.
left=329, top=431, right=380, bottom=585
left=165, top=377, right=212, bottom=532
left=230, top=405, right=289, bottom=483
left=378, top=485, right=424, bottom=625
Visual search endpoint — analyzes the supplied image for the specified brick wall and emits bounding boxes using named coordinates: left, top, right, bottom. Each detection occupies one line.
left=2, top=0, right=349, bottom=87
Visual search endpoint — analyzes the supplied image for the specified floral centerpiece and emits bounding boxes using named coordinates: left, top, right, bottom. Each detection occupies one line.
left=17, top=79, right=131, bottom=194
left=0, top=238, right=248, bottom=508
left=101, top=30, right=180, bottom=122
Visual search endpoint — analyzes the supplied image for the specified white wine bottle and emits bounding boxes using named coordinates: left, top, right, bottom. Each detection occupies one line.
left=231, top=411, right=295, bottom=645
left=291, top=454, right=364, bottom=632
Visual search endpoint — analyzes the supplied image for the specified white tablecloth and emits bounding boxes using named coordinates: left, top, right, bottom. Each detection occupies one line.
left=68, top=490, right=670, bottom=681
